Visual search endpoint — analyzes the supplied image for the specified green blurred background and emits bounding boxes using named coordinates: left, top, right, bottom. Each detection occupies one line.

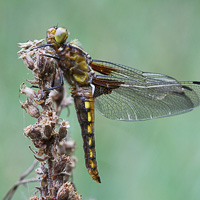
left=1, top=0, right=200, bottom=199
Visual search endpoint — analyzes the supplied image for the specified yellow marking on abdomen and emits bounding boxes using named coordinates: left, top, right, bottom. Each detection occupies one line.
left=88, top=136, right=92, bottom=146
left=89, top=148, right=94, bottom=158
left=89, top=160, right=95, bottom=169
left=88, top=112, right=92, bottom=122
left=88, top=169, right=101, bottom=183
left=85, top=101, right=90, bottom=109
left=88, top=124, right=92, bottom=134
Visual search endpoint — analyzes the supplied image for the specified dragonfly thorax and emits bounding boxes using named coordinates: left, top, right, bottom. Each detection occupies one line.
left=46, top=26, right=94, bottom=87
left=57, top=44, right=94, bottom=87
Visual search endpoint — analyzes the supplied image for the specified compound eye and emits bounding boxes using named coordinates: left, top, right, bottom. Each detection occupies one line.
left=55, top=27, right=68, bottom=44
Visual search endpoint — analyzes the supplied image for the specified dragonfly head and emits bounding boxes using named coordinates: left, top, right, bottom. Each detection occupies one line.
left=47, top=26, right=69, bottom=45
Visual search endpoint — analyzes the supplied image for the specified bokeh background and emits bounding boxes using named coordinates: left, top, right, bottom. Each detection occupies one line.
left=1, top=0, right=200, bottom=199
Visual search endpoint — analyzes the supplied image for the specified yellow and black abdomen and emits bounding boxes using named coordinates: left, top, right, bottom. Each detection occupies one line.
left=72, top=87, right=101, bottom=183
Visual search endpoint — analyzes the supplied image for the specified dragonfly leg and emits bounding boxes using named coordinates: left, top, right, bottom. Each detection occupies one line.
left=39, top=53, right=60, bottom=60
left=28, top=73, right=63, bottom=91
left=31, top=43, right=54, bottom=50
left=29, top=68, right=64, bottom=100
left=30, top=85, right=39, bottom=89
left=43, top=69, right=64, bottom=91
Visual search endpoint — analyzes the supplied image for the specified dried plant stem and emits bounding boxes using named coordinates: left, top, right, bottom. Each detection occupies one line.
left=5, top=39, right=82, bottom=200
left=21, top=160, right=38, bottom=180
left=3, top=160, right=39, bottom=200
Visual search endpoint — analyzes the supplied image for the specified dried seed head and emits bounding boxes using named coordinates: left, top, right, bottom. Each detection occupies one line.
left=58, top=127, right=67, bottom=140
left=58, top=121, right=69, bottom=140
left=24, top=125, right=42, bottom=140
left=57, top=140, right=76, bottom=155
left=22, top=54, right=35, bottom=70
left=20, top=83, right=37, bottom=99
left=50, top=89, right=64, bottom=109
left=68, top=156, right=77, bottom=169
left=54, top=155, right=68, bottom=174
left=21, top=100, right=40, bottom=118
left=40, top=174, right=48, bottom=187
left=18, top=39, right=57, bottom=91
left=35, top=53, right=55, bottom=79
left=57, top=182, right=82, bottom=200
left=18, top=39, right=44, bottom=50
left=19, top=36, right=77, bottom=199
left=18, top=39, right=45, bottom=72
left=33, top=140, right=46, bottom=149
left=29, top=196, right=39, bottom=200
left=27, top=104, right=40, bottom=118
left=65, top=140, right=75, bottom=150
left=42, top=124, right=53, bottom=139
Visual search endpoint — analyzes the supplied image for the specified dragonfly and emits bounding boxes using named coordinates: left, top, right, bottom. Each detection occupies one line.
left=37, top=26, right=200, bottom=183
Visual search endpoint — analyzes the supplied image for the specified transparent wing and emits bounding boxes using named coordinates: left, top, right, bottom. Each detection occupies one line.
left=91, top=60, right=200, bottom=121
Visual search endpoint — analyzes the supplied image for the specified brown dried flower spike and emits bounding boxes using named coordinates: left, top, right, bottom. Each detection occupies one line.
left=18, top=40, right=80, bottom=199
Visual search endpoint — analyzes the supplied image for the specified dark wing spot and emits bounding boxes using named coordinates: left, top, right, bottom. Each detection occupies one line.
left=90, top=62, right=117, bottom=75
left=193, top=81, right=200, bottom=85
